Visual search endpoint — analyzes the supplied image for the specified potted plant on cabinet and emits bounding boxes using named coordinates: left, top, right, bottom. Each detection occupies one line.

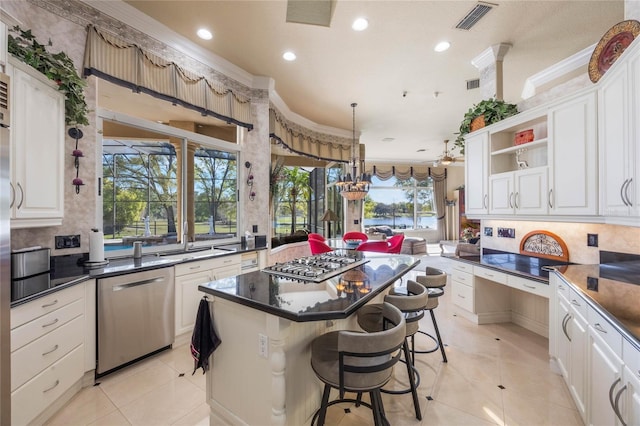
left=454, top=97, right=518, bottom=154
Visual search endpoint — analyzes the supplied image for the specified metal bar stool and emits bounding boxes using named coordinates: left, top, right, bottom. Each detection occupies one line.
left=310, top=302, right=406, bottom=426
left=413, top=267, right=448, bottom=363
left=357, top=280, right=428, bottom=421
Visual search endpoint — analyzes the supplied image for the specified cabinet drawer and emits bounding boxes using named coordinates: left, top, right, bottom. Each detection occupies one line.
left=588, top=305, right=622, bottom=355
left=11, top=284, right=84, bottom=329
left=556, top=277, right=570, bottom=302
left=452, top=280, right=474, bottom=312
left=451, top=261, right=474, bottom=274
left=213, top=264, right=241, bottom=280
left=210, top=254, right=241, bottom=269
left=567, top=288, right=587, bottom=320
left=452, top=269, right=473, bottom=287
left=12, top=315, right=83, bottom=391
left=474, top=266, right=507, bottom=284
left=11, top=298, right=83, bottom=352
left=11, top=345, right=84, bottom=426
left=508, top=275, right=550, bottom=298
left=175, top=260, right=211, bottom=277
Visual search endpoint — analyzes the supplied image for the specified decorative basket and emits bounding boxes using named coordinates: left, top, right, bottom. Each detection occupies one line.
left=470, top=115, right=485, bottom=132
left=515, top=129, right=534, bottom=145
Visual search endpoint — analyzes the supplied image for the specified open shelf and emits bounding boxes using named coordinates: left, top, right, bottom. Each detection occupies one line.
left=491, top=138, right=548, bottom=156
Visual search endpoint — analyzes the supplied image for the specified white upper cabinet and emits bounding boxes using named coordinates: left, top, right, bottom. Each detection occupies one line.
left=548, top=92, right=598, bottom=216
left=464, top=131, right=489, bottom=216
left=8, top=57, right=65, bottom=228
left=599, top=39, right=640, bottom=223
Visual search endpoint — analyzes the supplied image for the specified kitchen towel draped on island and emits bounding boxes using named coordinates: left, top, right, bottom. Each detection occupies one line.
left=191, top=297, right=222, bottom=375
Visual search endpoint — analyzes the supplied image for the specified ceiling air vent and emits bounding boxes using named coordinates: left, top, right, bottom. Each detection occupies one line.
left=466, top=78, right=481, bottom=90
left=455, top=2, right=495, bottom=30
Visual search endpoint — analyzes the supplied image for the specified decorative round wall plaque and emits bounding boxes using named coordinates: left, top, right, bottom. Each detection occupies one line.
left=588, top=19, right=640, bottom=83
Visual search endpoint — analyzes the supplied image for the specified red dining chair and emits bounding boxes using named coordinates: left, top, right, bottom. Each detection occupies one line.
left=309, top=239, right=334, bottom=255
left=308, top=233, right=326, bottom=242
left=387, top=234, right=405, bottom=254
left=356, top=241, right=390, bottom=253
left=343, top=231, right=369, bottom=242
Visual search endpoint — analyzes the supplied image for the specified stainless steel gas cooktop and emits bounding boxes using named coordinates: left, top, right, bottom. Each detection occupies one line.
left=262, top=252, right=369, bottom=283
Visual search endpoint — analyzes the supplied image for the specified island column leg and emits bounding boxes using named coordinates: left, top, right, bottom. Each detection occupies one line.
left=267, top=315, right=289, bottom=425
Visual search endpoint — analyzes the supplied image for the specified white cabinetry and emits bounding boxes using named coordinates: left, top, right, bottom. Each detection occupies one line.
left=599, top=39, right=640, bottom=222
left=548, top=91, right=598, bottom=215
left=464, top=131, right=489, bottom=215
left=0, top=20, right=6, bottom=71
left=489, top=167, right=548, bottom=215
left=175, top=255, right=241, bottom=337
left=8, top=57, right=64, bottom=228
left=451, top=261, right=474, bottom=315
left=10, top=284, right=87, bottom=425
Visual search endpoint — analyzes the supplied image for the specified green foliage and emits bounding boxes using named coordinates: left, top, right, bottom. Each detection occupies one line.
left=102, top=180, right=145, bottom=233
left=8, top=26, right=89, bottom=126
left=454, top=98, right=518, bottom=154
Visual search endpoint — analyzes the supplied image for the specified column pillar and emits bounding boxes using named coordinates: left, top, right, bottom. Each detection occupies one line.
left=471, top=43, right=511, bottom=100
left=169, top=121, right=197, bottom=243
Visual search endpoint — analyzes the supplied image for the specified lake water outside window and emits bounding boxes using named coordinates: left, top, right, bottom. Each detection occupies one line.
left=363, top=175, right=436, bottom=230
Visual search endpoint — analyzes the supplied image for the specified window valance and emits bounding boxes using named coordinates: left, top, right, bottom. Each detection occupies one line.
left=269, top=107, right=352, bottom=163
left=364, top=164, right=447, bottom=182
left=83, top=25, right=253, bottom=129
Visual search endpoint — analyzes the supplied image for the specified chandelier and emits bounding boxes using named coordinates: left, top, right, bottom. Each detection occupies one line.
left=336, top=103, right=371, bottom=200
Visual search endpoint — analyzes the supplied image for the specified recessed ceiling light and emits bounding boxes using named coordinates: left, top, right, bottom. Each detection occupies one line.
left=352, top=18, right=369, bottom=31
left=283, top=51, right=297, bottom=61
left=197, top=28, right=213, bottom=40
left=434, top=41, right=451, bottom=52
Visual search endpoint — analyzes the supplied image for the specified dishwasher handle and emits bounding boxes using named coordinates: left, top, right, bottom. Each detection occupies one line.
left=112, top=276, right=166, bottom=292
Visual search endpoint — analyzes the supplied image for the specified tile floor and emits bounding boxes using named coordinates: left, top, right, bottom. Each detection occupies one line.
left=44, top=255, right=581, bottom=426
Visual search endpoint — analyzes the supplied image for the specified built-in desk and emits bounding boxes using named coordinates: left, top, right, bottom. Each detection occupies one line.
left=198, top=252, right=420, bottom=425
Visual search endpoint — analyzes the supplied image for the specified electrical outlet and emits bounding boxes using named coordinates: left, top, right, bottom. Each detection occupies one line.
left=55, top=234, right=81, bottom=249
left=587, top=233, right=598, bottom=247
left=258, top=333, right=268, bottom=358
left=252, top=225, right=258, bottom=233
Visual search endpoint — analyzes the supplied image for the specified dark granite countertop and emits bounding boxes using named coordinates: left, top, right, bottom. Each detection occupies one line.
left=199, top=252, right=421, bottom=322
left=10, top=244, right=266, bottom=307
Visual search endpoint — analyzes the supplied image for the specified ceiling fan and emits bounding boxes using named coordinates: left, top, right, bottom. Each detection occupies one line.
left=433, top=139, right=464, bottom=167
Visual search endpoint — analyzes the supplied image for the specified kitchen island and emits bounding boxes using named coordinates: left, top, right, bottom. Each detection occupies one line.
left=198, top=251, right=420, bottom=425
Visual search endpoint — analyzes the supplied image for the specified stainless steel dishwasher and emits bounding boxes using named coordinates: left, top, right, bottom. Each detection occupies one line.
left=97, top=267, right=175, bottom=376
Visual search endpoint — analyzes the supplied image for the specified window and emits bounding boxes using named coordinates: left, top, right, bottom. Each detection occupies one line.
left=363, top=175, right=436, bottom=231
left=101, top=118, right=239, bottom=254
left=271, top=166, right=312, bottom=237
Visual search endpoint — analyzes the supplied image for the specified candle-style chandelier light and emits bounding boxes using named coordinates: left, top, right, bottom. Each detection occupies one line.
left=336, top=102, right=371, bottom=200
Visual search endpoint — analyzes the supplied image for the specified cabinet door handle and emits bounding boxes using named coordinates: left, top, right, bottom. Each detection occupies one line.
left=613, top=384, right=628, bottom=426
left=41, top=299, right=59, bottom=308
left=42, top=344, right=59, bottom=356
left=570, top=299, right=581, bottom=307
left=16, top=182, right=24, bottom=209
left=515, top=192, right=520, bottom=209
left=9, top=182, right=15, bottom=208
left=483, top=194, right=488, bottom=209
left=548, top=188, right=553, bottom=209
left=562, top=313, right=572, bottom=342
left=594, top=323, right=608, bottom=333
left=523, top=284, right=536, bottom=290
left=621, top=179, right=630, bottom=206
left=43, top=380, right=60, bottom=393
left=189, top=265, right=201, bottom=270
left=609, top=377, right=622, bottom=418
left=509, top=192, right=514, bottom=208
left=42, top=318, right=59, bottom=328
left=457, top=294, right=466, bottom=299
left=624, top=178, right=633, bottom=207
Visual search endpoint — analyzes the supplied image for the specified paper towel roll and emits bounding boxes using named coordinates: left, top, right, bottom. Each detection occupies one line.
left=89, top=230, right=105, bottom=262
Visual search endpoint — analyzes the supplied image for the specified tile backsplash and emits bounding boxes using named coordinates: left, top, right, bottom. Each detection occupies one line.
left=481, top=220, right=640, bottom=265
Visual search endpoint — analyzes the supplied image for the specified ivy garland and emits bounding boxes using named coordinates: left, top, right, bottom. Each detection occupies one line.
left=8, top=26, right=89, bottom=126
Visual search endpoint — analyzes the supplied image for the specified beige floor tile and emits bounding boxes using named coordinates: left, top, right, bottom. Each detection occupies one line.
left=421, top=400, right=502, bottom=426
left=156, top=343, right=195, bottom=374
left=96, top=357, right=166, bottom=387
left=44, top=386, right=117, bottom=426
left=99, top=362, right=179, bottom=407
left=502, top=391, right=583, bottom=426
left=88, top=410, right=132, bottom=426
left=170, top=402, right=210, bottom=426
left=119, top=377, right=205, bottom=425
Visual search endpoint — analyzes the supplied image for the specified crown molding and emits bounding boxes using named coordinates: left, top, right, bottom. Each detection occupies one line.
left=81, top=0, right=254, bottom=88
left=472, top=43, right=512, bottom=69
left=521, top=43, right=595, bottom=99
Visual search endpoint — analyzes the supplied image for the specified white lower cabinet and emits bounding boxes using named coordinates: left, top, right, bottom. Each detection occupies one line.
left=174, top=255, right=241, bottom=337
left=10, top=284, right=88, bottom=425
left=588, top=323, right=623, bottom=426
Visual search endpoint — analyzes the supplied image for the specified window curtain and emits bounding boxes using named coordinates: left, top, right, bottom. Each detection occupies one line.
left=430, top=169, right=448, bottom=242
left=83, top=25, right=253, bottom=129
left=269, top=107, right=351, bottom=162
left=364, top=164, right=439, bottom=182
